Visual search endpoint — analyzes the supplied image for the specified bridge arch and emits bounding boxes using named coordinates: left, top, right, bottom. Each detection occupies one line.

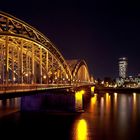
left=66, top=59, right=91, bottom=83
left=0, top=11, right=72, bottom=84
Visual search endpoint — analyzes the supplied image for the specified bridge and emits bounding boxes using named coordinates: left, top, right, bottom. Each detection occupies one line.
left=0, top=11, right=93, bottom=92
left=0, top=11, right=94, bottom=112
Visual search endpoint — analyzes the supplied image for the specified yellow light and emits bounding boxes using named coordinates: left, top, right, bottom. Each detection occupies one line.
left=75, top=91, right=82, bottom=101
left=75, top=91, right=83, bottom=110
left=80, top=90, right=85, bottom=94
left=91, top=97, right=96, bottom=104
left=91, top=86, right=95, bottom=92
left=76, top=119, right=88, bottom=140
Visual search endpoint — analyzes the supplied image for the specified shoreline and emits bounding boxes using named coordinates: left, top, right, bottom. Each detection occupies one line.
left=94, top=87, right=140, bottom=93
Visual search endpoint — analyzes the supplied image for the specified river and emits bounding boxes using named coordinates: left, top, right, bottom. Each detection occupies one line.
left=0, top=92, right=140, bottom=140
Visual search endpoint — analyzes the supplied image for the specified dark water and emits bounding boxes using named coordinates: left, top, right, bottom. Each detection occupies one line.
left=1, top=92, right=140, bottom=140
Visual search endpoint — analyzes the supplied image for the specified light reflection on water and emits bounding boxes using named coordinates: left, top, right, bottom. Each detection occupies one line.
left=74, top=119, right=88, bottom=140
left=0, top=97, right=20, bottom=117
left=1, top=93, right=140, bottom=140
left=71, top=92, right=140, bottom=140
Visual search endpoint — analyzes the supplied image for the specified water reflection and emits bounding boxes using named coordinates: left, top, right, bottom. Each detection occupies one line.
left=90, top=94, right=97, bottom=112
left=132, top=93, right=137, bottom=125
left=75, top=91, right=83, bottom=111
left=1, top=93, right=140, bottom=140
left=75, top=119, right=88, bottom=140
left=0, top=97, right=20, bottom=117
left=105, top=93, right=111, bottom=114
left=72, top=92, right=140, bottom=140
left=100, top=96, right=104, bottom=121
left=114, top=93, right=118, bottom=116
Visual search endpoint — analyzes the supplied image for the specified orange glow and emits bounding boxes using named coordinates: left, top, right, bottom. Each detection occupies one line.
left=105, top=93, right=111, bottom=113
left=76, top=119, right=88, bottom=140
left=90, top=94, right=97, bottom=112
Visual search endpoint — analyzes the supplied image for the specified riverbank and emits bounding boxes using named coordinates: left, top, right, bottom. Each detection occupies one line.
left=95, top=86, right=140, bottom=93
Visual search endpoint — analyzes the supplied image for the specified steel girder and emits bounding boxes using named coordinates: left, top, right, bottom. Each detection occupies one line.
left=0, top=11, right=72, bottom=84
left=72, top=60, right=90, bottom=82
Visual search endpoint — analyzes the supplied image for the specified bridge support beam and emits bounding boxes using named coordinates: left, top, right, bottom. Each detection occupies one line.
left=5, top=36, right=9, bottom=85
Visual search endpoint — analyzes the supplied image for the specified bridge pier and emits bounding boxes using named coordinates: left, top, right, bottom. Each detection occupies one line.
left=21, top=89, right=84, bottom=112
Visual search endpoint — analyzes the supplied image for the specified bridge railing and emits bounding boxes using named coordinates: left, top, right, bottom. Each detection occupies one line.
left=0, top=84, right=72, bottom=94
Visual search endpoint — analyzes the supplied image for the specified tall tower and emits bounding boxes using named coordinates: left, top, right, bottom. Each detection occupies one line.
left=118, top=57, right=128, bottom=78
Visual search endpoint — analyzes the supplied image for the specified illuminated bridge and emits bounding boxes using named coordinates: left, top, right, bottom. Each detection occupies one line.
left=0, top=11, right=93, bottom=94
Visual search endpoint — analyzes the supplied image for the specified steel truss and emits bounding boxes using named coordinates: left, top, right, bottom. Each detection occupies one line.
left=0, top=11, right=72, bottom=85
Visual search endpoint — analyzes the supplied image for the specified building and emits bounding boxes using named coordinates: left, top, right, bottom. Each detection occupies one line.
left=118, top=57, right=128, bottom=78
left=116, top=58, right=140, bottom=87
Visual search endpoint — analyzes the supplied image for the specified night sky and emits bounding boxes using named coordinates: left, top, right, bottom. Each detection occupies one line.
left=1, top=0, right=140, bottom=79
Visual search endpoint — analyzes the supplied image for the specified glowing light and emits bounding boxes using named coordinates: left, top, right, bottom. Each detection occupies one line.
left=105, top=93, right=110, bottom=113
left=91, top=86, right=95, bottom=92
left=101, top=81, right=104, bottom=84
left=80, top=90, right=85, bottom=94
left=13, top=77, right=16, bottom=81
left=114, top=92, right=118, bottom=98
left=114, top=92, right=118, bottom=113
left=133, top=92, right=136, bottom=97
left=25, top=73, right=28, bottom=77
left=132, top=92, right=137, bottom=123
left=43, top=75, right=46, bottom=79
left=76, top=119, right=88, bottom=140
left=91, top=94, right=97, bottom=105
left=75, top=91, right=83, bottom=110
left=75, top=91, right=82, bottom=101
left=90, top=94, right=97, bottom=112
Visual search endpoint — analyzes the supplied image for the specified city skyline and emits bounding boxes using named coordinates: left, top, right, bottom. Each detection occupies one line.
left=1, top=0, right=140, bottom=79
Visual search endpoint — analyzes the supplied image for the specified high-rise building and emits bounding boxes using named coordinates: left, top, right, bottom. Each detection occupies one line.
left=118, top=57, right=128, bottom=78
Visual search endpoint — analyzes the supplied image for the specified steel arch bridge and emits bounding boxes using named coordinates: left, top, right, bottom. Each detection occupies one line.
left=67, top=59, right=91, bottom=84
left=0, top=11, right=72, bottom=85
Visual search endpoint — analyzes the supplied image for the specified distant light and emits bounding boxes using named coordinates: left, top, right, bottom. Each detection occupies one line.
left=13, top=77, right=16, bottom=81
left=43, top=75, right=46, bottom=79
